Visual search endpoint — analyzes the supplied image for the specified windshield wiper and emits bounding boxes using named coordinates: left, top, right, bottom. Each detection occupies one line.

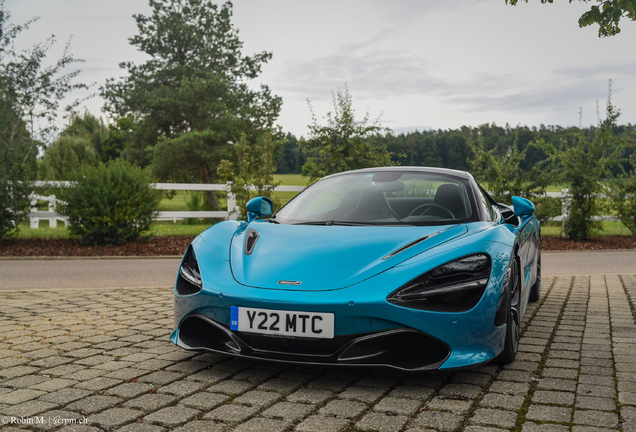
left=292, top=220, right=408, bottom=226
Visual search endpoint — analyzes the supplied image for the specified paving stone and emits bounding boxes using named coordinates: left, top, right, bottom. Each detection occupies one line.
left=105, top=367, right=149, bottom=381
left=63, top=368, right=105, bottom=381
left=525, top=404, right=572, bottom=423
left=3, top=375, right=49, bottom=388
left=156, top=379, right=206, bottom=397
left=261, top=401, right=315, bottom=421
left=171, top=421, right=225, bottom=432
left=464, top=427, right=509, bottom=432
left=319, top=399, right=367, bottom=418
left=123, top=393, right=178, bottom=411
left=439, top=383, right=483, bottom=399
left=428, top=396, right=473, bottom=414
left=496, top=370, right=534, bottom=383
left=66, top=395, right=123, bottom=414
left=38, top=387, right=92, bottom=405
left=452, top=372, right=492, bottom=386
left=88, top=407, right=144, bottom=429
left=0, top=388, right=46, bottom=404
left=520, top=422, right=570, bottom=432
left=470, top=408, right=518, bottom=428
left=575, top=395, right=616, bottom=411
left=573, top=410, right=619, bottom=428
left=230, top=417, right=287, bottom=432
left=30, top=378, right=78, bottom=392
left=387, top=385, right=434, bottom=401
left=542, top=367, right=579, bottom=379
left=295, top=415, right=349, bottom=432
left=115, top=424, right=167, bottom=432
left=209, top=379, right=254, bottom=396
left=233, top=390, right=282, bottom=408
left=138, top=371, right=183, bottom=386
left=339, top=386, right=386, bottom=403
left=74, top=377, right=122, bottom=391
left=1, top=400, right=58, bottom=417
left=143, top=406, right=200, bottom=427
left=307, top=376, right=353, bottom=392
left=412, top=410, right=462, bottom=432
left=287, top=388, right=334, bottom=404
left=577, top=383, right=615, bottom=398
left=579, top=375, right=615, bottom=387
left=532, top=390, right=576, bottom=406
left=203, top=403, right=259, bottom=425
left=179, top=392, right=230, bottom=410
left=536, top=378, right=577, bottom=392
left=355, top=412, right=408, bottom=432
left=106, top=382, right=155, bottom=399
left=187, top=368, right=233, bottom=384
left=480, top=393, right=525, bottom=410
left=489, top=380, right=531, bottom=395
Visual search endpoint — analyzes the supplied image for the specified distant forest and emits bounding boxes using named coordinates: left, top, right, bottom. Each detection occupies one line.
left=275, top=123, right=636, bottom=175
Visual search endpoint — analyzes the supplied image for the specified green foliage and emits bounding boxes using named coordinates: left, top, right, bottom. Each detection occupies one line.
left=101, top=0, right=281, bottom=211
left=218, top=132, right=281, bottom=220
left=300, top=87, right=398, bottom=183
left=468, top=129, right=555, bottom=224
left=40, top=135, right=100, bottom=180
left=506, top=0, right=636, bottom=37
left=0, top=4, right=85, bottom=238
left=608, top=155, right=636, bottom=235
left=58, top=159, right=161, bottom=245
left=537, top=90, right=626, bottom=241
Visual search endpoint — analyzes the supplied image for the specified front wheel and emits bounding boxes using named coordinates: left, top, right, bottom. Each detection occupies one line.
left=495, top=259, right=521, bottom=365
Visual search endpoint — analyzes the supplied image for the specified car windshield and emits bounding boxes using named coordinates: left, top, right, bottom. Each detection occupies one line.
left=275, top=171, right=477, bottom=226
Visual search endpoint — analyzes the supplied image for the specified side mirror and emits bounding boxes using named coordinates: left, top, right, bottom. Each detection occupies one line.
left=512, top=196, right=535, bottom=217
left=246, top=196, right=273, bottom=223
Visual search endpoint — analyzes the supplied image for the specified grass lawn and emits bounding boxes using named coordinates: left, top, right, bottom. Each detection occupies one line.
left=540, top=220, right=632, bottom=236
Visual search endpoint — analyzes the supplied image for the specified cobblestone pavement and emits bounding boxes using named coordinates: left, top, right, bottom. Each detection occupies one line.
left=2, top=275, right=636, bottom=431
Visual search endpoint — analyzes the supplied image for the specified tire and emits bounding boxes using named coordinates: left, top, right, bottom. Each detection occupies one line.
left=529, top=251, right=541, bottom=302
left=495, top=258, right=521, bottom=365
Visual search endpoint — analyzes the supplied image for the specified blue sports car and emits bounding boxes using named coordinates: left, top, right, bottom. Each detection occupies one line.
left=171, top=167, right=541, bottom=370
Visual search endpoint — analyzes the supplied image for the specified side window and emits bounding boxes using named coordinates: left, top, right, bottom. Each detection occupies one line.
left=477, top=187, right=495, bottom=221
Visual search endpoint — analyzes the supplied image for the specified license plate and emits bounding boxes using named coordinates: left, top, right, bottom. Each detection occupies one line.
left=230, top=306, right=334, bottom=339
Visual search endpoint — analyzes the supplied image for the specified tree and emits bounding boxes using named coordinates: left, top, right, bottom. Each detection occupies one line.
left=218, top=131, right=281, bottom=219
left=300, top=87, right=398, bottom=183
left=505, top=0, right=636, bottom=37
left=101, top=0, right=282, bottom=211
left=40, top=111, right=109, bottom=180
left=536, top=86, right=626, bottom=240
left=468, top=129, right=557, bottom=223
left=0, top=4, right=85, bottom=237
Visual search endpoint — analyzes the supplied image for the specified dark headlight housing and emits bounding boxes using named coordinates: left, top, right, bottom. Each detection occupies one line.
left=176, top=245, right=202, bottom=296
left=387, top=254, right=491, bottom=312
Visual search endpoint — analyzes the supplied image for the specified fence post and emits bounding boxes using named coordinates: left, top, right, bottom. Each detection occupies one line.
left=561, top=188, right=569, bottom=237
left=226, top=182, right=238, bottom=220
left=29, top=193, right=39, bottom=228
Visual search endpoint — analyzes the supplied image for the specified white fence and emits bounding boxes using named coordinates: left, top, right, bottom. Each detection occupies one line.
left=28, top=181, right=306, bottom=228
left=27, top=183, right=618, bottom=229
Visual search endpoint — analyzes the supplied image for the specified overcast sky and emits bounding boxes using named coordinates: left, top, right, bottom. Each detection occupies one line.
left=4, top=0, right=636, bottom=137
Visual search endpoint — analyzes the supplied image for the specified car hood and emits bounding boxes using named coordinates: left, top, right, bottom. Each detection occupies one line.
left=229, top=222, right=468, bottom=291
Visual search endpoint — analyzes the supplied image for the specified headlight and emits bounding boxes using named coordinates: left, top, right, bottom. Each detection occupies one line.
left=387, top=254, right=491, bottom=312
left=176, top=245, right=202, bottom=295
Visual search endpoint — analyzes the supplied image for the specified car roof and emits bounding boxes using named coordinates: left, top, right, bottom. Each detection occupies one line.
left=323, top=166, right=473, bottom=181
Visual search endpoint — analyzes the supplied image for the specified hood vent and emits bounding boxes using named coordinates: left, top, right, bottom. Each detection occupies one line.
left=382, top=227, right=452, bottom=260
left=244, top=228, right=260, bottom=255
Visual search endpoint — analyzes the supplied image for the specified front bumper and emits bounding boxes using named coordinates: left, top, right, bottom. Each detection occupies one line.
left=171, top=235, right=511, bottom=370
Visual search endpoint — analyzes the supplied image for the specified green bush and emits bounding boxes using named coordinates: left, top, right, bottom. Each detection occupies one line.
left=608, top=172, right=636, bottom=236
left=58, top=159, right=161, bottom=245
